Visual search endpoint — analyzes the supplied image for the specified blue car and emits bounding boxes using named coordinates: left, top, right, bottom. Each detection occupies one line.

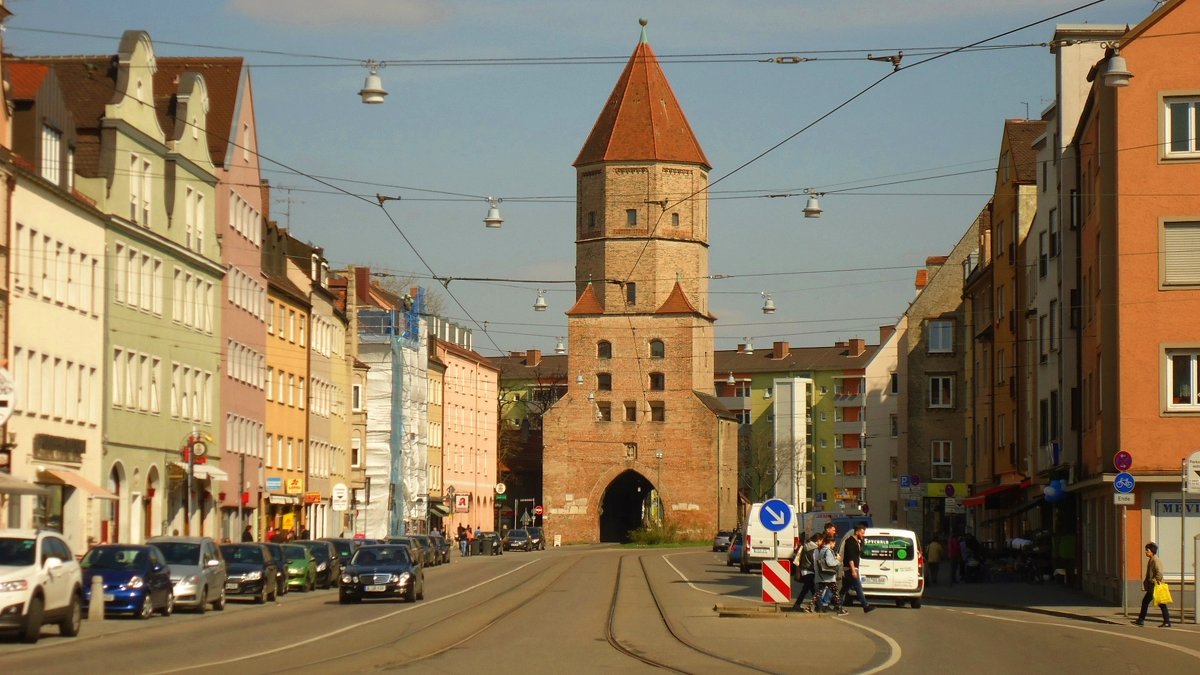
left=80, top=544, right=174, bottom=619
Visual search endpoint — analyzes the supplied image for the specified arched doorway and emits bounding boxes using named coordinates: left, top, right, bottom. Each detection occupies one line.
left=145, top=467, right=160, bottom=541
left=106, top=463, right=124, bottom=543
left=599, top=470, right=656, bottom=543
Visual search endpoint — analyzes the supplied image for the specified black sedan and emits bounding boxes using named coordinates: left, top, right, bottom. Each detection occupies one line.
left=294, top=540, right=340, bottom=588
left=338, top=545, right=424, bottom=604
left=503, top=529, right=533, bottom=552
left=219, top=544, right=278, bottom=604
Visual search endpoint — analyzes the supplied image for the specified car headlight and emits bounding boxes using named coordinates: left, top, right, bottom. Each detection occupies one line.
left=127, top=576, right=145, bottom=589
left=0, top=580, right=29, bottom=592
left=342, top=574, right=355, bottom=584
left=181, top=575, right=201, bottom=586
left=392, top=572, right=411, bottom=584
left=244, top=571, right=262, bottom=581
left=317, top=562, right=328, bottom=571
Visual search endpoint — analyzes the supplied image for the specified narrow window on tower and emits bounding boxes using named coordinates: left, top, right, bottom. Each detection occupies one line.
left=624, top=402, right=636, bottom=422
left=650, top=402, right=665, bottom=422
left=650, top=340, right=665, bottom=358
left=649, top=372, right=665, bottom=391
left=671, top=212, right=680, bottom=227
left=597, top=373, right=612, bottom=391
left=626, top=282, right=636, bottom=304
left=626, top=209, right=637, bottom=226
left=588, top=211, right=596, bottom=229
left=597, top=340, right=612, bottom=359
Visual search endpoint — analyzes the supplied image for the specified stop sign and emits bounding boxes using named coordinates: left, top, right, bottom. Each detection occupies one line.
left=533, top=505, right=544, bottom=516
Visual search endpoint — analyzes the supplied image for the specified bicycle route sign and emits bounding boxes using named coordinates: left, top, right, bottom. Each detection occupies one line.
left=1113, top=472, right=1136, bottom=494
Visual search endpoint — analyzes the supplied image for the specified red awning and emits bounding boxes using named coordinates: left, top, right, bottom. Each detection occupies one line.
left=962, top=481, right=1024, bottom=508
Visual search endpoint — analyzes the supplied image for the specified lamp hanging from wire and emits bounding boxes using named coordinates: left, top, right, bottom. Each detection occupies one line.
left=575, top=373, right=584, bottom=386
left=484, top=197, right=504, bottom=228
left=803, top=189, right=823, bottom=219
left=533, top=289, right=547, bottom=312
left=744, top=338, right=754, bottom=355
left=555, top=337, right=566, bottom=355
left=726, top=371, right=736, bottom=386
left=359, top=60, right=387, bottom=104
left=761, top=292, right=776, bottom=314
left=1102, top=45, right=1133, bottom=88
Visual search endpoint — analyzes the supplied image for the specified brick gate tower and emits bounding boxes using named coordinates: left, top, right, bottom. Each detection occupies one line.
left=542, top=21, right=739, bottom=543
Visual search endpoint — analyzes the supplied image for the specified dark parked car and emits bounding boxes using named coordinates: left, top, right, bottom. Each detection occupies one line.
left=503, top=529, right=533, bottom=552
left=339, top=545, right=424, bottom=604
left=219, top=544, right=278, bottom=604
left=386, top=536, right=430, bottom=568
left=525, top=527, right=546, bottom=551
left=80, top=544, right=173, bottom=619
left=262, top=543, right=289, bottom=597
left=477, top=531, right=503, bottom=555
left=294, top=540, right=340, bottom=589
left=411, top=535, right=438, bottom=566
left=712, top=530, right=735, bottom=552
left=726, top=537, right=744, bottom=567
left=428, top=533, right=450, bottom=564
left=318, top=537, right=360, bottom=572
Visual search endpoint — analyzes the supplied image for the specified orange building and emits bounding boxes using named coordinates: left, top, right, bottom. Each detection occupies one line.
left=1072, top=0, right=1200, bottom=602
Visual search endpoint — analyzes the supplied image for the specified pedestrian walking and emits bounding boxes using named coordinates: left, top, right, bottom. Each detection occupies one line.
left=299, top=525, right=310, bottom=540
left=815, top=533, right=845, bottom=615
left=947, top=533, right=962, bottom=584
left=457, top=525, right=468, bottom=556
left=791, top=533, right=822, bottom=612
left=1134, top=542, right=1172, bottom=627
left=926, top=538, right=944, bottom=585
left=241, top=525, right=254, bottom=542
left=466, top=526, right=476, bottom=556
left=839, top=522, right=875, bottom=613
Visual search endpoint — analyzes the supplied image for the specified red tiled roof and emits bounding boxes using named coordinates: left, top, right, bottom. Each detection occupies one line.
left=655, top=281, right=700, bottom=315
left=565, top=283, right=605, bottom=316
left=574, top=31, right=709, bottom=168
left=154, top=57, right=245, bottom=168
left=1005, top=119, right=1047, bottom=183
left=8, top=62, right=49, bottom=100
left=19, top=56, right=116, bottom=177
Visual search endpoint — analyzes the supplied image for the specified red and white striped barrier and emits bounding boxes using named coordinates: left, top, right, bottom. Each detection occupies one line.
left=761, top=559, right=791, bottom=603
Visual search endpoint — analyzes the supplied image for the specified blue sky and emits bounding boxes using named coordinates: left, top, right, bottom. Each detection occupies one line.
left=4, top=0, right=1151, bottom=357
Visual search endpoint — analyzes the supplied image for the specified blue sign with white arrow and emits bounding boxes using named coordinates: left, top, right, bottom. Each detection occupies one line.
left=1114, top=472, right=1136, bottom=494
left=759, top=498, right=792, bottom=532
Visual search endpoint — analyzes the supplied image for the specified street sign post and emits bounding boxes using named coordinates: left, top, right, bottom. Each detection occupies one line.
left=533, top=504, right=544, bottom=516
left=331, top=483, right=349, bottom=512
left=1187, top=451, right=1200, bottom=493
left=0, top=367, right=16, bottom=426
left=761, top=559, right=791, bottom=604
left=759, top=498, right=792, bottom=532
left=899, top=475, right=911, bottom=489
left=1113, top=493, right=1134, bottom=505
left=1114, top=472, right=1136, bottom=494
left=1114, top=451, right=1133, bottom=473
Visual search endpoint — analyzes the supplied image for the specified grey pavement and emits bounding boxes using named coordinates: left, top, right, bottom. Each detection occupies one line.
left=923, top=579, right=1199, bottom=630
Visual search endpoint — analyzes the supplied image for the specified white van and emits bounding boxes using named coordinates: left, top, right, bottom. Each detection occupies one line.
left=855, top=527, right=924, bottom=608
left=739, top=501, right=799, bottom=574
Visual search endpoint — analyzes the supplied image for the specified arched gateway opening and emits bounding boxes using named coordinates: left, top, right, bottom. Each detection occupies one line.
left=599, top=470, right=657, bottom=543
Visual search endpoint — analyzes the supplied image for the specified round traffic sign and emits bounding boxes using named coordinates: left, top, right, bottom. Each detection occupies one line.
left=494, top=482, right=507, bottom=495
left=533, top=504, right=544, bottom=516
left=1114, top=472, right=1136, bottom=494
left=758, top=498, right=792, bottom=532
left=945, top=484, right=956, bottom=497
left=1114, top=451, right=1133, bottom=472
left=910, top=475, right=922, bottom=487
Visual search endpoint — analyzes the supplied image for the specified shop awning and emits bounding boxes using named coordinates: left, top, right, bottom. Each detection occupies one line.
left=268, top=494, right=300, bottom=505
left=37, top=469, right=118, bottom=500
left=0, top=472, right=47, bottom=496
left=170, top=462, right=229, bottom=482
left=429, top=502, right=452, bottom=517
left=962, top=481, right=1024, bottom=508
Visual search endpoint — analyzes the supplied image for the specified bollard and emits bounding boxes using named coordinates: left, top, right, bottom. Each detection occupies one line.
left=88, top=575, right=105, bottom=621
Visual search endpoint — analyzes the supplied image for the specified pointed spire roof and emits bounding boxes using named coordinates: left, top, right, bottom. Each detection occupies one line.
left=574, top=20, right=710, bottom=169
left=565, top=283, right=606, bottom=316
left=655, top=281, right=703, bottom=315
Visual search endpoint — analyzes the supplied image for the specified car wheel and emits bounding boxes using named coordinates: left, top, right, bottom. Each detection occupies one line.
left=256, top=585, right=267, bottom=604
left=911, top=598, right=922, bottom=609
left=338, top=592, right=350, bottom=605
left=138, top=594, right=154, bottom=620
left=895, top=599, right=905, bottom=607
left=213, top=588, right=226, bottom=611
left=739, top=559, right=749, bottom=574
left=161, top=593, right=174, bottom=617
left=196, top=588, right=208, bottom=614
left=59, top=593, right=82, bottom=637
left=416, top=578, right=424, bottom=601
left=20, top=595, right=44, bottom=644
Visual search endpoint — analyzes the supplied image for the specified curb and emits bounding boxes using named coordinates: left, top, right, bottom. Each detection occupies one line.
left=925, top=594, right=1121, bottom=625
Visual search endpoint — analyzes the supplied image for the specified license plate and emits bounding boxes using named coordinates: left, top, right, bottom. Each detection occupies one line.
left=865, top=575, right=887, bottom=584
left=364, top=584, right=386, bottom=592
left=225, top=583, right=239, bottom=590
left=103, top=594, right=115, bottom=602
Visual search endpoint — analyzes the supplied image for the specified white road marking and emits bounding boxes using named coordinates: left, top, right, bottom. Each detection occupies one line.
left=940, top=607, right=1200, bottom=661
left=835, top=617, right=903, bottom=675
left=662, top=552, right=758, bottom=603
left=148, top=559, right=545, bottom=674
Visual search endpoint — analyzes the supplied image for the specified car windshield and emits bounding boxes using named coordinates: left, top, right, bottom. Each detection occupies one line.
left=510, top=531, right=527, bottom=539
left=82, top=547, right=146, bottom=570
left=330, top=542, right=353, bottom=558
left=222, top=546, right=264, bottom=564
left=0, top=537, right=36, bottom=566
left=302, top=544, right=330, bottom=561
left=351, top=547, right=410, bottom=566
left=153, top=542, right=200, bottom=566
left=283, top=545, right=308, bottom=561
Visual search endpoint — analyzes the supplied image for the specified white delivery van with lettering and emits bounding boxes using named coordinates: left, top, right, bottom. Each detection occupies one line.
left=856, top=527, right=925, bottom=608
left=739, top=501, right=799, bottom=574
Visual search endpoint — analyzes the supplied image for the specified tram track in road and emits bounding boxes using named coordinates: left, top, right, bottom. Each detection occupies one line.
left=606, top=553, right=780, bottom=674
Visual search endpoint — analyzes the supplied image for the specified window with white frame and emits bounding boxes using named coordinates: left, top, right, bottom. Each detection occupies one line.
left=928, top=375, right=954, bottom=408
left=928, top=319, right=953, bottom=353
left=41, top=125, right=62, bottom=183
left=931, top=440, right=952, bottom=480
left=1167, top=349, right=1200, bottom=410
left=1165, top=96, right=1200, bottom=157
left=1162, top=221, right=1200, bottom=286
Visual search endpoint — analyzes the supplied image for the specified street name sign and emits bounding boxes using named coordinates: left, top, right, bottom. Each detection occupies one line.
left=1114, top=472, right=1136, bottom=494
left=759, top=498, right=792, bottom=532
left=1113, top=493, right=1135, bottom=505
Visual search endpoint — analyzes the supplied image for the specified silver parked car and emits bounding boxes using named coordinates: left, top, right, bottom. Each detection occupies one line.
left=147, top=536, right=226, bottom=613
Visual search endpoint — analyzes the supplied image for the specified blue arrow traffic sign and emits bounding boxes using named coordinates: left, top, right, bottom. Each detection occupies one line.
left=1114, top=472, right=1136, bottom=494
left=759, top=498, right=792, bottom=532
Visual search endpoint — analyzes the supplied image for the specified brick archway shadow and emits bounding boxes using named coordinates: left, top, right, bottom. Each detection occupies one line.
left=599, top=469, right=655, bottom=543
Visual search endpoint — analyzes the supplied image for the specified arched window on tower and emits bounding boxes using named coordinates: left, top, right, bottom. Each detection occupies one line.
left=597, top=341, right=612, bottom=359
left=650, top=340, right=665, bottom=359
left=597, top=373, right=612, bottom=391
left=649, top=373, right=665, bottom=391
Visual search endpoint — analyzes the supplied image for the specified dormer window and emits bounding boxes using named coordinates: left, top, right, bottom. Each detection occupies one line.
left=41, top=126, right=63, bottom=184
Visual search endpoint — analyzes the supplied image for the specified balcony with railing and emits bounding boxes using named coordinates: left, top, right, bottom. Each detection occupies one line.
left=834, top=420, right=866, bottom=435
left=831, top=392, right=864, bottom=407
left=837, top=474, right=867, bottom=489
left=834, top=448, right=867, bottom=462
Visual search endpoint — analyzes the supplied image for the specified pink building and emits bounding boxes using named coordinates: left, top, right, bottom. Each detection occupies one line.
left=435, top=338, right=499, bottom=534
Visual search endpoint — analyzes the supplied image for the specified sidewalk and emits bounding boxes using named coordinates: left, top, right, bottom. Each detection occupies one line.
left=923, top=580, right=1198, bottom=629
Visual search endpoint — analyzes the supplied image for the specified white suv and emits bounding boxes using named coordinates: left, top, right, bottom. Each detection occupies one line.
left=0, top=529, right=84, bottom=643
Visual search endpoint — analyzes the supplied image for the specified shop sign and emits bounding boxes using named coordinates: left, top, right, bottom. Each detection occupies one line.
left=266, top=476, right=283, bottom=492
left=33, top=434, right=85, bottom=463
left=303, top=491, right=322, bottom=505
left=925, top=482, right=968, bottom=498
left=285, top=478, right=303, bottom=495
left=331, top=483, right=349, bottom=512
left=282, top=513, right=295, bottom=531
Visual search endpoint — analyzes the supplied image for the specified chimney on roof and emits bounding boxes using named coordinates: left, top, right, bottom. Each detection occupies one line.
left=879, top=325, right=896, bottom=343
left=849, top=338, right=866, bottom=356
left=527, top=349, right=542, bottom=367
left=736, top=343, right=747, bottom=354
left=834, top=340, right=848, bottom=349
left=773, top=341, right=790, bottom=359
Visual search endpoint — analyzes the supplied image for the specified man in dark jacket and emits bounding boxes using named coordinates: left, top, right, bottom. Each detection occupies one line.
left=839, top=522, right=875, bottom=613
